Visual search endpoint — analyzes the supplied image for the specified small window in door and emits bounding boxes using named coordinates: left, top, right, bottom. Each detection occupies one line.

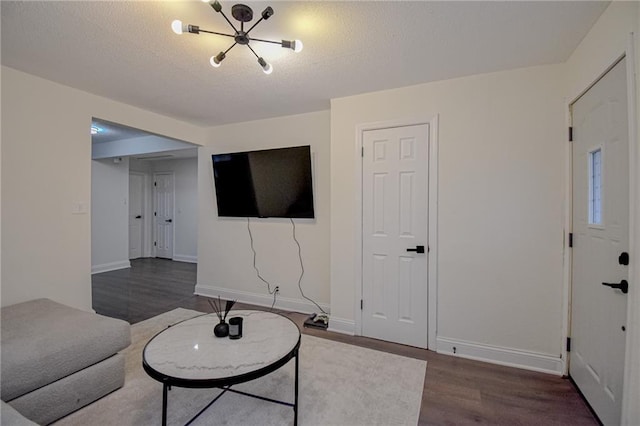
left=588, top=148, right=602, bottom=225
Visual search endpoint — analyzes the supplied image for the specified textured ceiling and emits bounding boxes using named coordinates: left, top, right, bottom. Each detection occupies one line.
left=2, top=1, right=609, bottom=127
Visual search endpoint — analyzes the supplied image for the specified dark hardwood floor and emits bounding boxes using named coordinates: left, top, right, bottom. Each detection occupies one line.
left=92, top=258, right=598, bottom=425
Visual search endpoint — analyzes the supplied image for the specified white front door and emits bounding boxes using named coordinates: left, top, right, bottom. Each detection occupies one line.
left=154, top=173, right=174, bottom=259
left=361, top=124, right=429, bottom=348
left=570, top=57, right=629, bottom=426
left=129, top=172, right=144, bottom=259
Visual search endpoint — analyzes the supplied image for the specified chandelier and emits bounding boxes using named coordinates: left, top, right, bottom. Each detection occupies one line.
left=172, top=0, right=303, bottom=74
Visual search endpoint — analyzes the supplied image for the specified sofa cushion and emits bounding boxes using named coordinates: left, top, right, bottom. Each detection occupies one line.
left=1, top=298, right=130, bottom=401
left=8, top=353, right=125, bottom=425
left=1, top=400, right=38, bottom=426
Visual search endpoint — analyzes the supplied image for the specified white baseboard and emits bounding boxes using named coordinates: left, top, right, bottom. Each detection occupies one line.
left=91, top=260, right=131, bottom=274
left=173, top=254, right=197, bottom=264
left=327, top=317, right=356, bottom=335
left=195, top=284, right=330, bottom=315
left=436, top=336, right=564, bottom=375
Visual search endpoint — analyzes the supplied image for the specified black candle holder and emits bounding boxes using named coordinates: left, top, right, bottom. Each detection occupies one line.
left=228, top=317, right=243, bottom=339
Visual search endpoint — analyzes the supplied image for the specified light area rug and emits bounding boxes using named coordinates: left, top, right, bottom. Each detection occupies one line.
left=53, top=308, right=426, bottom=426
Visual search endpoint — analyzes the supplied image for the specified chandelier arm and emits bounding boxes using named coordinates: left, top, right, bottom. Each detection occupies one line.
left=248, top=37, right=282, bottom=46
left=217, top=9, right=239, bottom=33
left=244, top=17, right=264, bottom=35
left=199, top=29, right=236, bottom=38
left=245, top=44, right=261, bottom=59
left=223, top=42, right=238, bottom=55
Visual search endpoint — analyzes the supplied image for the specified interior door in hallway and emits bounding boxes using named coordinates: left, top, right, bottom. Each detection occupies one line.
left=361, top=124, right=429, bottom=348
left=570, top=57, right=629, bottom=426
left=129, top=172, right=144, bottom=259
left=154, top=172, right=174, bottom=259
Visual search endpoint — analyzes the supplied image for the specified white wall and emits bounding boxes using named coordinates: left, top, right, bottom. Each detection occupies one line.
left=154, top=158, right=198, bottom=262
left=1, top=66, right=205, bottom=311
left=331, top=64, right=566, bottom=372
left=129, top=158, right=153, bottom=174
left=91, top=156, right=198, bottom=268
left=91, top=158, right=130, bottom=273
left=0, top=68, right=3, bottom=306
left=196, top=111, right=330, bottom=313
left=564, top=2, right=640, bottom=423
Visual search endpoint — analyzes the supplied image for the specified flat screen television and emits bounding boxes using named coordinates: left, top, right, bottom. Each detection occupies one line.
left=211, top=145, right=315, bottom=218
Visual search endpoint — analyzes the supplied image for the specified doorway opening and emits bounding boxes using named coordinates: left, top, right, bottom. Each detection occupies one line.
left=90, top=118, right=199, bottom=273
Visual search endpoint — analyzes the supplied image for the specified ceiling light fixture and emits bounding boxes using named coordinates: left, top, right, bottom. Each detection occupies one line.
left=172, top=0, right=302, bottom=74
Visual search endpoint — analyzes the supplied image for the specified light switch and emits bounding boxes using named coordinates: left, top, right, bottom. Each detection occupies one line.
left=72, top=202, right=88, bottom=215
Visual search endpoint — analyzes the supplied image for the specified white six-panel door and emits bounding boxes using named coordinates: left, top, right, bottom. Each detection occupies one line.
left=571, top=57, right=629, bottom=426
left=154, top=172, right=174, bottom=259
left=361, top=124, right=429, bottom=348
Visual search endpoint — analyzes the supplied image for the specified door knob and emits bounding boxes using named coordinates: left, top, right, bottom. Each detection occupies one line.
left=165, top=219, right=173, bottom=223
left=406, top=245, right=425, bottom=254
left=602, top=280, right=629, bottom=294
left=619, top=252, right=629, bottom=266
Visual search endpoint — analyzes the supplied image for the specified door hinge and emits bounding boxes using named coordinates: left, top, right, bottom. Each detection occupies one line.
left=568, top=126, right=573, bottom=142
left=154, top=241, right=157, bottom=247
left=154, top=181, right=157, bottom=186
left=566, top=337, right=571, bottom=352
left=360, top=299, right=363, bottom=310
left=568, top=232, right=573, bottom=248
left=361, top=147, right=364, bottom=157
left=154, top=212, right=157, bottom=217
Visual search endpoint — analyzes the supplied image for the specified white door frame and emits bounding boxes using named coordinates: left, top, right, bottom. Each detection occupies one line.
left=563, top=34, right=640, bottom=424
left=354, top=115, right=439, bottom=349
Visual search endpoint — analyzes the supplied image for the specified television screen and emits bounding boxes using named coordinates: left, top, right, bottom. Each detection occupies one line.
left=212, top=145, right=315, bottom=218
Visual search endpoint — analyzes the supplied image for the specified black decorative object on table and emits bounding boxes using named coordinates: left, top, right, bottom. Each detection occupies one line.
left=208, top=297, right=236, bottom=338
left=214, top=321, right=229, bottom=337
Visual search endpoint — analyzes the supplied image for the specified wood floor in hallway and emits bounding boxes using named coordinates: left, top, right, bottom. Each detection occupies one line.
left=92, top=258, right=598, bottom=425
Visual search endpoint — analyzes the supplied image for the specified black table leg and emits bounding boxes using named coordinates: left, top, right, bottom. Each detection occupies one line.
left=294, top=348, right=299, bottom=426
left=162, top=383, right=169, bottom=426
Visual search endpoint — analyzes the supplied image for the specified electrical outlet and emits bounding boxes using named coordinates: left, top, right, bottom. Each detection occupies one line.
left=275, top=286, right=280, bottom=293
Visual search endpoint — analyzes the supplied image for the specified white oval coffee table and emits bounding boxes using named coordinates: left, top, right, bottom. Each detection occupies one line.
left=143, top=310, right=301, bottom=426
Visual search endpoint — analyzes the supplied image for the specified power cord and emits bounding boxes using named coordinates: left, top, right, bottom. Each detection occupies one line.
left=290, top=218, right=327, bottom=315
left=246, top=217, right=326, bottom=316
left=247, top=218, right=278, bottom=311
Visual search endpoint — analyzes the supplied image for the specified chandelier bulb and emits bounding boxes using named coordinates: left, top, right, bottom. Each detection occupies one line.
left=171, top=20, right=184, bottom=35
left=281, top=40, right=303, bottom=53
left=210, top=52, right=225, bottom=68
left=258, top=57, right=273, bottom=75
left=261, top=6, right=274, bottom=20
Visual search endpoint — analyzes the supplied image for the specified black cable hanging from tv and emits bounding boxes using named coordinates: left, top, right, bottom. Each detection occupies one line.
left=247, top=218, right=278, bottom=311
left=290, top=218, right=327, bottom=315
left=246, top=218, right=326, bottom=315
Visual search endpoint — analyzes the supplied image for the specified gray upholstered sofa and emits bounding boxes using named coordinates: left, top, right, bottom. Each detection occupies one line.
left=1, top=299, right=131, bottom=425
